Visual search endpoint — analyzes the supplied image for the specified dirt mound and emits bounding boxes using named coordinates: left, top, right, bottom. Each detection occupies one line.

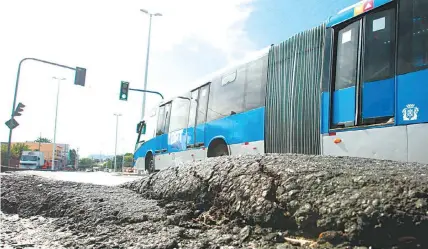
left=122, top=154, right=428, bottom=248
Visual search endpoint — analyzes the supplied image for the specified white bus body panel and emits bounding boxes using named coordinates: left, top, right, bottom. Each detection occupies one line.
left=407, top=123, right=428, bottom=164
left=137, top=140, right=265, bottom=172
left=322, top=123, right=428, bottom=163
left=229, top=140, right=265, bottom=156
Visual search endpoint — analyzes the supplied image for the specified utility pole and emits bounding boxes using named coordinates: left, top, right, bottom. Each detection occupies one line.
left=38, top=132, right=41, bottom=151
left=75, top=147, right=79, bottom=170
left=51, top=77, right=66, bottom=171
left=140, top=9, right=162, bottom=120
left=121, top=153, right=125, bottom=171
left=113, top=114, right=122, bottom=172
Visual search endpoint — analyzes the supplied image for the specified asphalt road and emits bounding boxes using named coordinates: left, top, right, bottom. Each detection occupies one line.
left=11, top=171, right=143, bottom=186
left=2, top=154, right=428, bottom=248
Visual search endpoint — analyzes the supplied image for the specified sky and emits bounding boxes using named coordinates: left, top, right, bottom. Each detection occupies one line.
left=0, top=0, right=356, bottom=157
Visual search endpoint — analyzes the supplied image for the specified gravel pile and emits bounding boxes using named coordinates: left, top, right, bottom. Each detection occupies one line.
left=1, top=154, right=428, bottom=248
left=122, top=154, right=428, bottom=248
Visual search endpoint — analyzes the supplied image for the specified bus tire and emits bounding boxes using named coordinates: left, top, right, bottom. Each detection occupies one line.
left=145, top=153, right=155, bottom=174
left=208, top=139, right=229, bottom=158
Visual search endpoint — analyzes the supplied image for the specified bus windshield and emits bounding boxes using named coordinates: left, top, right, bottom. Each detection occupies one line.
left=136, top=106, right=158, bottom=147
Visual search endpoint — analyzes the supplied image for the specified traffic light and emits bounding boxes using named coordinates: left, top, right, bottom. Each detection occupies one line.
left=13, top=102, right=25, bottom=117
left=119, top=81, right=129, bottom=101
left=74, top=67, right=86, bottom=86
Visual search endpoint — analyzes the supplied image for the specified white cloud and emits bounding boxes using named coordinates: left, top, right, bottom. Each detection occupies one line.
left=0, top=0, right=258, bottom=157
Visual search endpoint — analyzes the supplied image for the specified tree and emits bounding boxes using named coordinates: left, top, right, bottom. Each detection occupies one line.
left=69, top=149, right=77, bottom=165
left=11, top=143, right=30, bottom=159
left=35, top=137, right=52, bottom=143
left=1, top=144, right=8, bottom=165
left=79, top=158, right=93, bottom=169
left=103, top=159, right=113, bottom=169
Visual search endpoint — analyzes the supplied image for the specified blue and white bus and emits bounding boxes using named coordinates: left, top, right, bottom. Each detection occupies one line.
left=134, top=48, right=270, bottom=172
left=321, top=0, right=428, bottom=163
left=134, top=0, right=428, bottom=172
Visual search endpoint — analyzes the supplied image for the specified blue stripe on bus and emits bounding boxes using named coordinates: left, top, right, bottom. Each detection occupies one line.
left=332, top=86, right=356, bottom=125
left=134, top=137, right=157, bottom=160
left=327, top=0, right=393, bottom=28
left=362, top=78, right=395, bottom=119
left=204, top=107, right=265, bottom=145
left=396, top=69, right=428, bottom=125
left=321, top=91, right=330, bottom=134
left=134, top=107, right=266, bottom=162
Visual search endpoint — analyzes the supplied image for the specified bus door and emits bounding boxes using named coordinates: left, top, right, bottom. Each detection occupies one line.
left=331, top=4, right=396, bottom=128
left=155, top=102, right=171, bottom=156
left=186, top=83, right=210, bottom=149
left=186, top=90, right=199, bottom=149
left=195, top=84, right=210, bottom=148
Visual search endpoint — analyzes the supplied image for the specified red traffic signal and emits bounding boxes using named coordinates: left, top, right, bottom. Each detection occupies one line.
left=13, top=102, right=25, bottom=117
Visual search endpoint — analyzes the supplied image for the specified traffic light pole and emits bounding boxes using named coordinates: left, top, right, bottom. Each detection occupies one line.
left=129, top=88, right=164, bottom=100
left=7, top=58, right=81, bottom=165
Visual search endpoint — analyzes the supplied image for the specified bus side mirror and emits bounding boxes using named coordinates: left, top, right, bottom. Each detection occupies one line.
left=142, top=123, right=146, bottom=134
left=137, top=121, right=147, bottom=135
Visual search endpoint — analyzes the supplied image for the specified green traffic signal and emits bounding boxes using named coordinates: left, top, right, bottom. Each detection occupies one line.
left=119, top=81, right=129, bottom=101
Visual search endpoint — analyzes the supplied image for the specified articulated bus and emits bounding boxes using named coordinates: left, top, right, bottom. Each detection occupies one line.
left=134, top=0, right=428, bottom=172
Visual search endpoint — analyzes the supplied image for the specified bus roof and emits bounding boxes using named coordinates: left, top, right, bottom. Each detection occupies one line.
left=326, top=0, right=393, bottom=28
left=157, top=46, right=270, bottom=106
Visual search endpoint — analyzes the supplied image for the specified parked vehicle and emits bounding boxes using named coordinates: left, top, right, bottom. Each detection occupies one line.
left=40, top=160, right=59, bottom=170
left=19, top=151, right=44, bottom=170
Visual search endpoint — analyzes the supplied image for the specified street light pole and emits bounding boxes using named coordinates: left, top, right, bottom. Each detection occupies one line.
left=113, top=113, right=122, bottom=172
left=51, top=77, right=66, bottom=171
left=140, top=9, right=162, bottom=120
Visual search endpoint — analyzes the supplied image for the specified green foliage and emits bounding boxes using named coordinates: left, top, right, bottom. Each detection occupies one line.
left=35, top=137, right=52, bottom=143
left=11, top=143, right=30, bottom=159
left=1, top=143, right=31, bottom=165
left=1, top=144, right=8, bottom=165
left=69, top=149, right=77, bottom=165
left=103, top=159, right=113, bottom=169
left=79, top=158, right=93, bottom=168
left=124, top=155, right=133, bottom=163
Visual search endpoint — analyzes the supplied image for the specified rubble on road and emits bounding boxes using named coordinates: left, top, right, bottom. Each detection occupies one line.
left=1, top=154, right=428, bottom=248
left=122, top=154, right=428, bottom=248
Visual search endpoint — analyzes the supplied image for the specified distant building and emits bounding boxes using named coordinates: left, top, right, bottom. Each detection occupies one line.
left=9, top=142, right=70, bottom=169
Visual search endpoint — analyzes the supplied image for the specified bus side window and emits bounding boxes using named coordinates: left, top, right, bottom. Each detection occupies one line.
left=163, top=103, right=172, bottom=134
left=188, top=90, right=198, bottom=128
left=169, top=96, right=190, bottom=132
left=208, top=67, right=246, bottom=121
left=244, top=56, right=266, bottom=111
left=398, top=0, right=428, bottom=74
left=196, top=84, right=210, bottom=125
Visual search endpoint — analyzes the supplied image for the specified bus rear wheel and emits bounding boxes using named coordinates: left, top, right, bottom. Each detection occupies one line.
left=208, top=140, right=229, bottom=157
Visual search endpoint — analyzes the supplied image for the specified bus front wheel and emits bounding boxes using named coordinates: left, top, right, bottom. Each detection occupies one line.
left=145, top=153, right=155, bottom=173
